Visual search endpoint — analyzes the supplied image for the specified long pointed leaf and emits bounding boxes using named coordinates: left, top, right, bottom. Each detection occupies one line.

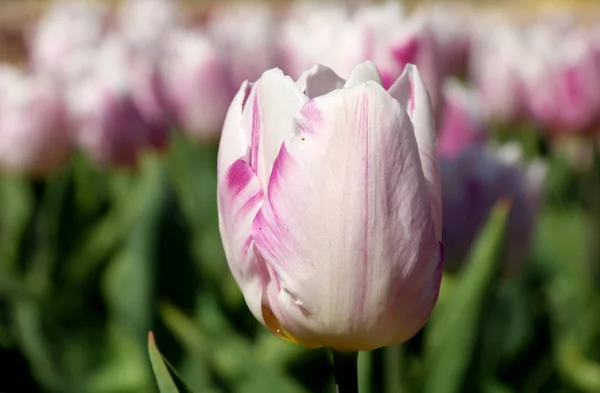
left=148, top=332, right=181, bottom=393
left=423, top=201, right=511, bottom=393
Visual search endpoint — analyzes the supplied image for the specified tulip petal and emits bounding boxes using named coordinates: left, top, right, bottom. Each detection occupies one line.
left=218, top=81, right=253, bottom=175
left=344, top=61, right=383, bottom=88
left=244, top=68, right=308, bottom=187
left=217, top=82, right=270, bottom=323
left=388, top=64, right=442, bottom=237
left=252, top=82, right=440, bottom=350
left=296, top=64, right=345, bottom=98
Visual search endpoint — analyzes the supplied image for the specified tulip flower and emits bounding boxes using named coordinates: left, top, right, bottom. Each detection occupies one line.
left=217, top=61, right=443, bottom=351
left=438, top=79, right=489, bottom=158
left=277, top=2, right=365, bottom=80
left=0, top=66, right=70, bottom=176
left=208, top=2, right=279, bottom=89
left=413, top=3, right=474, bottom=76
left=29, top=1, right=109, bottom=81
left=68, top=37, right=169, bottom=167
left=117, top=0, right=181, bottom=50
left=441, top=143, right=546, bottom=275
left=160, top=29, right=234, bottom=140
left=521, top=25, right=600, bottom=133
left=279, top=2, right=442, bottom=112
left=470, top=21, right=527, bottom=123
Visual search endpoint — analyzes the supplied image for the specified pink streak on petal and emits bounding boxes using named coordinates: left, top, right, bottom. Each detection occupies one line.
left=226, top=158, right=255, bottom=197
left=408, top=82, right=415, bottom=117
left=240, top=190, right=265, bottom=216
left=357, top=94, right=370, bottom=315
left=296, top=100, right=322, bottom=137
left=249, top=92, right=261, bottom=173
left=253, top=144, right=296, bottom=271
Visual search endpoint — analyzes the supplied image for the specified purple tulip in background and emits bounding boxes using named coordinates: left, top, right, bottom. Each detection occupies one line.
left=438, top=79, right=489, bottom=158
left=161, top=29, right=234, bottom=140
left=441, top=144, right=546, bottom=275
left=68, top=37, right=169, bottom=167
left=0, top=66, right=70, bottom=176
left=217, top=61, right=442, bottom=350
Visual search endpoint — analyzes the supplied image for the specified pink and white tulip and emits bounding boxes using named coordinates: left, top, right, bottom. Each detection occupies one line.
left=117, top=0, right=181, bottom=50
left=521, top=25, right=600, bottom=133
left=29, top=1, right=109, bottom=82
left=470, top=21, right=527, bottom=123
left=414, top=3, right=474, bottom=76
left=217, top=62, right=443, bottom=350
left=0, top=66, right=70, bottom=176
left=279, top=2, right=442, bottom=111
left=208, top=2, right=279, bottom=89
left=160, top=29, right=234, bottom=141
left=68, top=37, right=169, bottom=167
left=438, top=79, right=489, bottom=158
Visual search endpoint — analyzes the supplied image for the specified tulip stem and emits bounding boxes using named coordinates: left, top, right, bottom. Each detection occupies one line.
left=331, top=349, right=359, bottom=393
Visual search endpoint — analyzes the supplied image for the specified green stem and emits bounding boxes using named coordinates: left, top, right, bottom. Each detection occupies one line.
left=331, top=350, right=359, bottom=393
left=384, top=345, right=403, bottom=393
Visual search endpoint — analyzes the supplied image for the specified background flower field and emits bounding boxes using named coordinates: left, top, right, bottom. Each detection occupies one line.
left=1, top=0, right=600, bottom=392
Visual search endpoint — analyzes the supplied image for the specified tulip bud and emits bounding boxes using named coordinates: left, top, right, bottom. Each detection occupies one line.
left=160, top=29, right=233, bottom=141
left=68, top=37, right=169, bottom=167
left=217, top=62, right=443, bottom=350
left=29, top=1, right=109, bottom=81
left=0, top=66, right=70, bottom=176
left=441, top=143, right=546, bottom=274
left=438, top=79, right=489, bottom=158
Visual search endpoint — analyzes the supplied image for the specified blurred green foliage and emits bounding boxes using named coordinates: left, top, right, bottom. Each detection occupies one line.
left=1, top=132, right=600, bottom=393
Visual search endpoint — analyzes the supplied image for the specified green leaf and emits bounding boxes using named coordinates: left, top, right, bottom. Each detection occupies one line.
left=148, top=332, right=181, bottom=393
left=557, top=337, right=600, bottom=392
left=423, top=201, right=511, bottom=393
left=103, top=156, right=167, bottom=338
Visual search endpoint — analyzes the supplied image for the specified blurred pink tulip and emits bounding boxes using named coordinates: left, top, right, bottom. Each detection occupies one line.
left=208, top=2, right=279, bottom=88
left=522, top=25, right=600, bottom=133
left=278, top=2, right=364, bottom=79
left=470, top=21, right=527, bottom=122
left=161, top=29, right=234, bottom=140
left=29, top=1, right=110, bottom=81
left=217, top=62, right=443, bottom=350
left=441, top=143, right=546, bottom=274
left=438, top=79, right=489, bottom=158
left=118, top=0, right=181, bottom=50
left=279, top=2, right=443, bottom=111
left=68, top=37, right=169, bottom=167
left=414, top=3, right=474, bottom=76
left=0, top=66, right=70, bottom=176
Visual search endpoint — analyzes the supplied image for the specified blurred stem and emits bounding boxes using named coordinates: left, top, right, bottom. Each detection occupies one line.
left=358, top=350, right=372, bottom=393
left=384, top=345, right=403, bottom=393
left=585, top=148, right=600, bottom=284
left=331, top=350, right=359, bottom=393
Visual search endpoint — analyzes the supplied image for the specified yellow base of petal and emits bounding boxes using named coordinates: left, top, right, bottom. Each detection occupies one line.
left=261, top=305, right=321, bottom=349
